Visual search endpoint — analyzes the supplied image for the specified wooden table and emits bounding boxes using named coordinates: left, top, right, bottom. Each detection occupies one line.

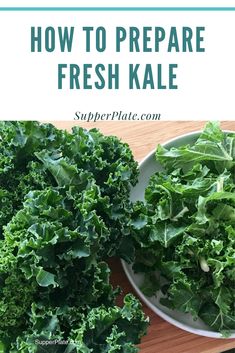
left=53, top=121, right=235, bottom=353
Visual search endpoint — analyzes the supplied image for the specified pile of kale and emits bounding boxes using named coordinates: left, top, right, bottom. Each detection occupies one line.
left=132, top=122, right=235, bottom=335
left=0, top=121, right=148, bottom=353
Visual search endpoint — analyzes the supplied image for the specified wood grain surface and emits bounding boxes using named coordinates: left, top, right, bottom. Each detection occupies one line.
left=52, top=121, right=235, bottom=353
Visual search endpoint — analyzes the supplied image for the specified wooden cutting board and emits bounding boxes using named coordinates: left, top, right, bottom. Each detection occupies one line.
left=53, top=121, right=235, bottom=353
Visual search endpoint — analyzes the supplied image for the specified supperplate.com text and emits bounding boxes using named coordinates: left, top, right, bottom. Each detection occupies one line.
left=74, top=111, right=161, bottom=122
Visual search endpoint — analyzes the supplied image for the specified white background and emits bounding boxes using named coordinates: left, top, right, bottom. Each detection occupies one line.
left=0, top=10, right=234, bottom=120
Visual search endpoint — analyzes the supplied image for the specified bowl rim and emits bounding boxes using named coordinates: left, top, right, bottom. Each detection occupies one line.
left=121, top=128, right=235, bottom=339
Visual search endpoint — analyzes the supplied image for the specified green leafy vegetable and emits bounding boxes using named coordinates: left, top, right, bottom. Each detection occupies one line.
left=132, top=122, right=235, bottom=335
left=0, top=121, right=148, bottom=352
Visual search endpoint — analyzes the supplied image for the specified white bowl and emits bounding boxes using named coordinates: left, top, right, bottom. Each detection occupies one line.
left=122, top=130, right=235, bottom=339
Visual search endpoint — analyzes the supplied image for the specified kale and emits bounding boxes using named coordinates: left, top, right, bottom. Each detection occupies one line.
left=0, top=121, right=148, bottom=353
left=132, top=122, right=235, bottom=335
